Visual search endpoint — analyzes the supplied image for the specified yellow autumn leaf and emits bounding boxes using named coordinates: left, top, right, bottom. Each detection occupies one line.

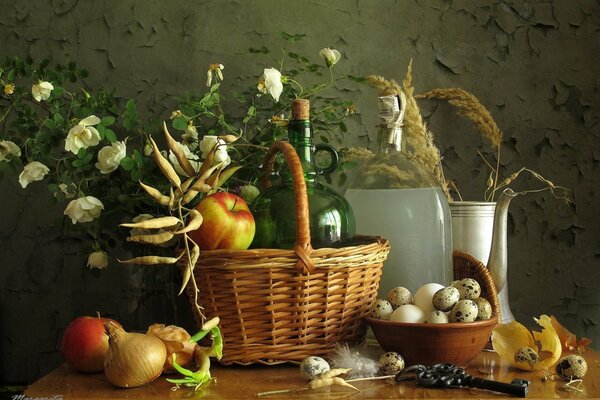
left=492, top=315, right=562, bottom=371
left=492, top=320, right=537, bottom=370
left=532, top=315, right=562, bottom=369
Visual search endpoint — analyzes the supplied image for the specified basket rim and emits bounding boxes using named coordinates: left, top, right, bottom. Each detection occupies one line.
left=365, top=314, right=498, bottom=329
left=196, top=234, right=389, bottom=256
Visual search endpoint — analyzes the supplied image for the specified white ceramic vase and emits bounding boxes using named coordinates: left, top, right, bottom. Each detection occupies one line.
left=449, top=189, right=518, bottom=324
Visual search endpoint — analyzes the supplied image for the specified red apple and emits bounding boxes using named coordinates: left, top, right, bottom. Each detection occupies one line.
left=61, top=316, right=121, bottom=373
left=188, top=192, right=255, bottom=250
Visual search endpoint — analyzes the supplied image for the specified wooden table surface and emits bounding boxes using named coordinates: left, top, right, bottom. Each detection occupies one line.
left=26, top=349, right=600, bottom=399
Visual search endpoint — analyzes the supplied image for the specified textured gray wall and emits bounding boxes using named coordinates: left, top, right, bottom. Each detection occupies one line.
left=1, top=0, right=599, bottom=383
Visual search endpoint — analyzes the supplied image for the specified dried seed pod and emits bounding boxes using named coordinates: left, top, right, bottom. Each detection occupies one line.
left=163, top=121, right=196, bottom=177
left=178, top=242, right=199, bottom=294
left=127, top=231, right=175, bottom=245
left=120, top=216, right=180, bottom=230
left=174, top=210, right=203, bottom=234
left=181, top=190, right=199, bottom=206
left=150, top=137, right=181, bottom=188
left=118, top=253, right=184, bottom=265
left=139, top=181, right=170, bottom=206
left=218, top=134, right=239, bottom=143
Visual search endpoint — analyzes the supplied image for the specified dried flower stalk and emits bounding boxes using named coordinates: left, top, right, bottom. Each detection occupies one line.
left=417, top=88, right=503, bottom=200
left=364, top=68, right=450, bottom=200
left=400, top=63, right=450, bottom=199
left=417, top=88, right=570, bottom=202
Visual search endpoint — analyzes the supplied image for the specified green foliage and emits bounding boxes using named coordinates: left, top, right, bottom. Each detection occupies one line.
left=0, top=33, right=359, bottom=265
left=0, top=55, right=149, bottom=256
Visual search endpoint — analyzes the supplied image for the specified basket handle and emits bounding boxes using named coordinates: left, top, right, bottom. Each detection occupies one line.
left=259, top=140, right=315, bottom=275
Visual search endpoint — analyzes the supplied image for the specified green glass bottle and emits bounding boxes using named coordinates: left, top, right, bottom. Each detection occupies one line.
left=251, top=99, right=356, bottom=249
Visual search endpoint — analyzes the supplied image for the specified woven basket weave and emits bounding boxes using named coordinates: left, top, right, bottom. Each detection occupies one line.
left=453, top=250, right=501, bottom=319
left=186, top=141, right=390, bottom=365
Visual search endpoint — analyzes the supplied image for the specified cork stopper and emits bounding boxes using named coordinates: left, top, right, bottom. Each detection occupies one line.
left=291, top=99, right=310, bottom=120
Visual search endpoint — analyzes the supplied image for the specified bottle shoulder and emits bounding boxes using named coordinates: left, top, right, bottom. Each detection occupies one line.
left=347, top=152, right=440, bottom=190
left=252, top=181, right=352, bottom=209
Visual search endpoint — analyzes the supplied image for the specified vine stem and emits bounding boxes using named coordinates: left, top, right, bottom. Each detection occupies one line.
left=177, top=201, right=205, bottom=323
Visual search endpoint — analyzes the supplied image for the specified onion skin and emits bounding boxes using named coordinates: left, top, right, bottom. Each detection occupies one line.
left=146, top=323, right=195, bottom=373
left=104, top=321, right=167, bottom=388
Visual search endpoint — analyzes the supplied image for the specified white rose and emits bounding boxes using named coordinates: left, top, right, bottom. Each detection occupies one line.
left=319, top=47, right=341, bottom=67
left=18, top=161, right=50, bottom=188
left=87, top=250, right=108, bottom=269
left=64, top=196, right=104, bottom=224
left=261, top=68, right=283, bottom=102
left=168, top=142, right=202, bottom=177
left=199, top=135, right=230, bottom=166
left=95, top=141, right=126, bottom=174
left=65, top=115, right=101, bottom=154
left=0, top=140, right=21, bottom=162
left=31, top=81, right=54, bottom=102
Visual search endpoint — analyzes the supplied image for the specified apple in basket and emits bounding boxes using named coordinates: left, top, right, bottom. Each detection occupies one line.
left=188, top=191, right=255, bottom=250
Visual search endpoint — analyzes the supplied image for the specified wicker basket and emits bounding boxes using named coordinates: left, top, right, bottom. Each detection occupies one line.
left=186, top=141, right=390, bottom=365
left=453, top=250, right=501, bottom=319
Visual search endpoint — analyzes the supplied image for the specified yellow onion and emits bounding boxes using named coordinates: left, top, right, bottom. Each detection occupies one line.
left=146, top=323, right=196, bottom=373
left=104, top=321, right=167, bottom=388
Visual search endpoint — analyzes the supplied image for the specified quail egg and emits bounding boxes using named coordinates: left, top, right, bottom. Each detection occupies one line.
left=514, top=346, right=539, bottom=368
left=474, top=297, right=492, bottom=320
left=300, top=356, right=330, bottom=380
left=424, top=310, right=449, bottom=324
left=556, top=354, right=588, bottom=380
left=432, top=286, right=460, bottom=312
left=456, top=278, right=481, bottom=300
left=371, top=299, right=394, bottom=320
left=389, top=304, right=426, bottom=323
left=449, top=299, right=478, bottom=323
left=414, top=283, right=445, bottom=315
left=387, top=286, right=413, bottom=309
left=378, top=352, right=405, bottom=375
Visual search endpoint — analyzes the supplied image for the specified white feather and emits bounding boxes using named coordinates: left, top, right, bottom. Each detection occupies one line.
left=328, top=343, right=380, bottom=378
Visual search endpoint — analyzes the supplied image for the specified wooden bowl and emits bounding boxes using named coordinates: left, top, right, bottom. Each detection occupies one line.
left=366, top=315, right=498, bottom=366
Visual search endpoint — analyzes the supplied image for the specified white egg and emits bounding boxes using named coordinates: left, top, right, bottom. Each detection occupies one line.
left=413, top=283, right=445, bottom=315
left=389, top=304, right=426, bottom=323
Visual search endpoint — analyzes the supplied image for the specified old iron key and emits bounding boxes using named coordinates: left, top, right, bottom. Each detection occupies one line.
left=395, top=363, right=530, bottom=398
